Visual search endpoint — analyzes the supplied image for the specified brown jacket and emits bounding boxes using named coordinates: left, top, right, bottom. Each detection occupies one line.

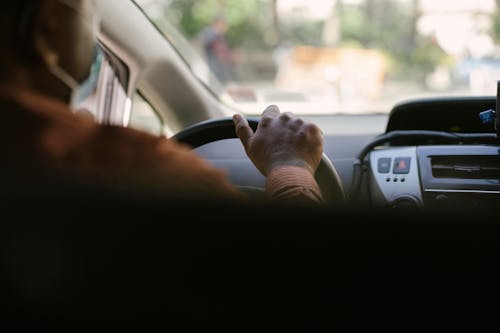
left=0, top=87, right=322, bottom=203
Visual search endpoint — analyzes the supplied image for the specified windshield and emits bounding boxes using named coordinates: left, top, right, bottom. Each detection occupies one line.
left=135, top=0, right=500, bottom=115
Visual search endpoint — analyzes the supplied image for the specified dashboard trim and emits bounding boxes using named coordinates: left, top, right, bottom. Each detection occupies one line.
left=425, top=189, right=500, bottom=194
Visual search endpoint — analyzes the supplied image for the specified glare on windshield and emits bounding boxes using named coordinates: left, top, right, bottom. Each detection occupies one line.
left=136, top=0, right=500, bottom=115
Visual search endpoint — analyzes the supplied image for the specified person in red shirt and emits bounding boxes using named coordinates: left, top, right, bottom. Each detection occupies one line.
left=0, top=0, right=324, bottom=204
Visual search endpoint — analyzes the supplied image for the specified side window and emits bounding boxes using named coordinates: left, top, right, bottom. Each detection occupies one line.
left=129, top=93, right=164, bottom=136
left=78, top=43, right=132, bottom=128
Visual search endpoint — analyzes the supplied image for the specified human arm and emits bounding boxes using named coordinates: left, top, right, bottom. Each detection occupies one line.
left=233, top=105, right=324, bottom=204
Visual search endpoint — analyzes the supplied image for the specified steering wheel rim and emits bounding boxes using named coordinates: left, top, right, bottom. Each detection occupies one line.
left=173, top=117, right=346, bottom=204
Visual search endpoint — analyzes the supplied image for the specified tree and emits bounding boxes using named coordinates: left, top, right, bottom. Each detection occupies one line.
left=491, top=0, right=500, bottom=43
left=164, top=0, right=277, bottom=50
left=271, top=0, right=280, bottom=47
left=161, top=0, right=445, bottom=81
left=339, top=0, right=445, bottom=80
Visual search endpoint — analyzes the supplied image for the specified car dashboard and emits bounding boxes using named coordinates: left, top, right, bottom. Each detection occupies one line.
left=368, top=144, right=500, bottom=209
left=195, top=96, right=500, bottom=210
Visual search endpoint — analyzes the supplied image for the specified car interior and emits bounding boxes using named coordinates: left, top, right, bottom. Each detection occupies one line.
left=101, top=3, right=500, bottom=209
left=2, top=0, right=500, bottom=330
left=86, top=0, right=500, bottom=212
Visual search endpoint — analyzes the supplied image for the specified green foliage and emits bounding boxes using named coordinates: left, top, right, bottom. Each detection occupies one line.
left=162, top=0, right=450, bottom=80
left=491, top=8, right=500, bottom=43
left=280, top=21, right=325, bottom=47
left=165, top=0, right=273, bottom=49
left=339, top=6, right=365, bottom=42
left=340, top=0, right=448, bottom=80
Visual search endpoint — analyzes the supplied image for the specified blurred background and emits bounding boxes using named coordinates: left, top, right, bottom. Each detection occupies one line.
left=135, top=0, right=500, bottom=114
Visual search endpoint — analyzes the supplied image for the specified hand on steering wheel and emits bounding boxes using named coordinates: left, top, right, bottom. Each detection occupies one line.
left=233, top=105, right=323, bottom=177
left=173, top=112, right=346, bottom=204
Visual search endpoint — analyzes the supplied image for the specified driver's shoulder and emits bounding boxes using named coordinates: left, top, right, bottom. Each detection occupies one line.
left=91, top=124, right=212, bottom=168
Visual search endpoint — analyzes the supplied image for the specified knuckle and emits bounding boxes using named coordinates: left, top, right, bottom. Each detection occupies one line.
left=292, top=118, right=304, bottom=128
left=305, top=123, right=321, bottom=135
left=297, top=124, right=323, bottom=145
left=280, top=112, right=293, bottom=122
left=295, top=117, right=304, bottom=125
left=260, top=116, right=273, bottom=127
left=297, top=130, right=307, bottom=140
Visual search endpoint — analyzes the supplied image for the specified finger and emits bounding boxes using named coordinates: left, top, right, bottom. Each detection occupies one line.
left=262, top=105, right=280, bottom=118
left=233, top=114, right=254, bottom=148
left=304, top=123, right=321, bottom=136
left=304, top=123, right=324, bottom=146
left=289, top=117, right=304, bottom=131
left=280, top=112, right=294, bottom=122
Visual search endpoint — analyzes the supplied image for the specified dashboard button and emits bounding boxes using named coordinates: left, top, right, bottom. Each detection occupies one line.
left=393, top=157, right=411, bottom=174
left=378, top=158, right=392, bottom=174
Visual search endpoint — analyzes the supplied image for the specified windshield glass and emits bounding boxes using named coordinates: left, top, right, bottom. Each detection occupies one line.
left=135, top=0, right=500, bottom=115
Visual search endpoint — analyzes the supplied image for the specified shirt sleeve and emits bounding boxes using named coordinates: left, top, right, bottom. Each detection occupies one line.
left=265, top=166, right=324, bottom=204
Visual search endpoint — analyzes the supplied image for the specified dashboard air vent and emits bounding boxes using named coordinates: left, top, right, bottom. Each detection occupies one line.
left=431, top=155, right=500, bottom=179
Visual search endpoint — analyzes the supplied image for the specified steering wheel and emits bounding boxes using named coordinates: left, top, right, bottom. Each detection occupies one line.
left=173, top=117, right=346, bottom=204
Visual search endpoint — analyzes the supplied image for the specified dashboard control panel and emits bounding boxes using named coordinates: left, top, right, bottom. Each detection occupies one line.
left=369, top=147, right=422, bottom=208
left=369, top=145, right=500, bottom=209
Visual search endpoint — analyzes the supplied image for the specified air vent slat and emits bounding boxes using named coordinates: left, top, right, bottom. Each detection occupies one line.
left=431, top=155, right=500, bottom=179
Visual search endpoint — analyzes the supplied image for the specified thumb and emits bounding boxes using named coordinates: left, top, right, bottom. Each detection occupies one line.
left=233, top=114, right=254, bottom=149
